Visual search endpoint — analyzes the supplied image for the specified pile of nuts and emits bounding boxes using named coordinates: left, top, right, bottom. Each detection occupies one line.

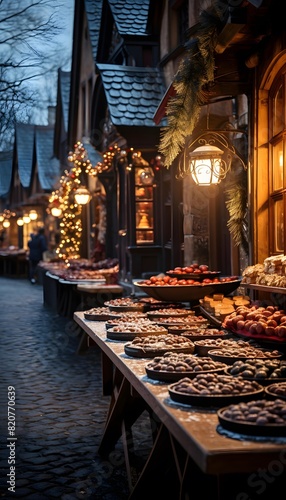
left=128, top=334, right=195, bottom=351
left=220, top=399, right=286, bottom=425
left=147, top=308, right=193, bottom=317
left=194, top=338, right=249, bottom=349
left=109, top=321, right=168, bottom=334
left=167, top=325, right=208, bottom=334
left=267, top=382, right=286, bottom=398
left=170, top=374, right=261, bottom=396
left=156, top=315, right=208, bottom=325
left=228, top=359, right=286, bottom=380
left=209, top=347, right=282, bottom=359
left=104, top=297, right=144, bottom=310
left=146, top=353, right=226, bottom=373
left=106, top=314, right=148, bottom=326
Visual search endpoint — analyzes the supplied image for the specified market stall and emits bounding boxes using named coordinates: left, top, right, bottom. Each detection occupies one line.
left=39, top=258, right=121, bottom=318
left=73, top=298, right=286, bottom=499
left=0, top=248, right=28, bottom=278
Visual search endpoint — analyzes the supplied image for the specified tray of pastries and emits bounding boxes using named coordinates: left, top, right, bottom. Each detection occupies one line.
left=217, top=398, right=286, bottom=436
left=145, top=352, right=227, bottom=382
left=106, top=321, right=168, bottom=341
left=208, top=347, right=284, bottom=365
left=226, top=359, right=286, bottom=385
left=168, top=374, right=264, bottom=408
left=124, top=334, right=195, bottom=358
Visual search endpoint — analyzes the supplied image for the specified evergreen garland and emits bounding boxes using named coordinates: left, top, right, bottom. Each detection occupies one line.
left=224, top=168, right=249, bottom=254
left=159, top=1, right=228, bottom=167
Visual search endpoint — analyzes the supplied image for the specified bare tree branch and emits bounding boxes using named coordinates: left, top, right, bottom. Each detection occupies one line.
left=0, top=0, right=71, bottom=151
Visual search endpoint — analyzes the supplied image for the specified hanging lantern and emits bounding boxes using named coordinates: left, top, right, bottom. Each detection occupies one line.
left=3, top=219, right=10, bottom=228
left=29, top=209, right=38, bottom=220
left=189, top=144, right=228, bottom=186
left=74, top=187, right=92, bottom=205
left=51, top=206, right=63, bottom=217
left=17, top=218, right=24, bottom=226
left=23, top=214, right=31, bottom=223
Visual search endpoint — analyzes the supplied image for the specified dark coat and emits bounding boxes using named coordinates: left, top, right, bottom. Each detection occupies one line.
left=28, top=233, right=47, bottom=262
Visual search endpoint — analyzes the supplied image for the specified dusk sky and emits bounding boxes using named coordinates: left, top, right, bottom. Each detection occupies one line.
left=28, top=0, right=75, bottom=124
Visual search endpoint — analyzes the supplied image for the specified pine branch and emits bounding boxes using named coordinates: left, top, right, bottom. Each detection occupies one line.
left=225, top=170, right=249, bottom=254
left=159, top=1, right=228, bottom=168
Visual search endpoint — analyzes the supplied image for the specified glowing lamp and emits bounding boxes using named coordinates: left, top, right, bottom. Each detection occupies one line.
left=29, top=210, right=38, bottom=220
left=189, top=144, right=227, bottom=186
left=51, top=206, right=62, bottom=217
left=74, top=187, right=91, bottom=205
left=23, top=214, right=31, bottom=223
left=3, top=219, right=10, bottom=228
left=17, top=218, right=24, bottom=226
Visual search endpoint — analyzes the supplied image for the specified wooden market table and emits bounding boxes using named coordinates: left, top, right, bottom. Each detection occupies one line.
left=73, top=311, right=286, bottom=499
left=77, top=283, right=123, bottom=308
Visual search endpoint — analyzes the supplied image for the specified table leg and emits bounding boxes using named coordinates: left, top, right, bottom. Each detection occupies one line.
left=98, top=375, right=146, bottom=459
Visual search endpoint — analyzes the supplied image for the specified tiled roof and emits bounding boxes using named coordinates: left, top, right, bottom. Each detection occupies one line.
left=59, top=70, right=71, bottom=133
left=35, top=127, right=60, bottom=190
left=0, top=151, right=13, bottom=198
left=108, top=0, right=150, bottom=36
left=15, top=123, right=35, bottom=188
left=85, top=0, right=103, bottom=61
left=96, top=64, right=167, bottom=127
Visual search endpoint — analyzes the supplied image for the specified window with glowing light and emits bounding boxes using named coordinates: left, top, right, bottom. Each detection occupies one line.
left=269, top=71, right=286, bottom=254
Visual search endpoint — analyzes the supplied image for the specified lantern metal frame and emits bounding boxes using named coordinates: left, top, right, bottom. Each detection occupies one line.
left=177, top=130, right=247, bottom=185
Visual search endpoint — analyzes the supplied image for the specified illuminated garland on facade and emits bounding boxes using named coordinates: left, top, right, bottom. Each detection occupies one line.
left=48, top=142, right=163, bottom=262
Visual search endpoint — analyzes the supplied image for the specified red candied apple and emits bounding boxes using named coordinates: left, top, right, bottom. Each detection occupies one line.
left=199, top=264, right=209, bottom=272
left=184, top=267, right=194, bottom=273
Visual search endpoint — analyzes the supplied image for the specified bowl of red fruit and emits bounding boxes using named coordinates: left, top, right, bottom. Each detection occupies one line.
left=166, top=264, right=221, bottom=281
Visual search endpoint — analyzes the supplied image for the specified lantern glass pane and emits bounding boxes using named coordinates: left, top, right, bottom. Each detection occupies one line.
left=190, top=158, right=221, bottom=186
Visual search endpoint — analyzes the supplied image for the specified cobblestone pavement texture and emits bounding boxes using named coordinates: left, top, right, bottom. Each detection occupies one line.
left=0, top=277, right=150, bottom=500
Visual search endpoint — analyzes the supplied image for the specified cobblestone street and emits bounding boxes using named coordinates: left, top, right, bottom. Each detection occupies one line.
left=0, top=277, right=136, bottom=499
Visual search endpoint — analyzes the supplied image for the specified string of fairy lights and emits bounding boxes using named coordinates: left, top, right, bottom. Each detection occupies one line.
left=48, top=141, right=163, bottom=262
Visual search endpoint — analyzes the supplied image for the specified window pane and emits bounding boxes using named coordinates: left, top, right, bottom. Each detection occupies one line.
left=273, top=84, right=283, bottom=135
left=274, top=199, right=284, bottom=252
left=273, top=140, right=283, bottom=190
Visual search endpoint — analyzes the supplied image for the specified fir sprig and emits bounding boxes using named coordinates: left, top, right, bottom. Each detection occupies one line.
left=159, top=2, right=228, bottom=167
left=225, top=169, right=249, bottom=253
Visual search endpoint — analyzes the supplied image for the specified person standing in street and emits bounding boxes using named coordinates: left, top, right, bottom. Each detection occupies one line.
left=28, top=227, right=47, bottom=283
